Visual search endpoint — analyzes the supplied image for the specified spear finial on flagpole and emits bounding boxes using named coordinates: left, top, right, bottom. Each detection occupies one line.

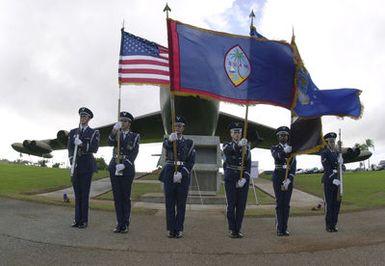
left=163, top=3, right=171, bottom=19
left=249, top=9, right=255, bottom=28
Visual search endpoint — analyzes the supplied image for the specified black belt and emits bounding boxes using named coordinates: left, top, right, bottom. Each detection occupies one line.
left=166, top=160, right=185, bottom=166
left=114, top=155, right=129, bottom=159
left=227, top=165, right=243, bottom=171
left=275, top=165, right=287, bottom=169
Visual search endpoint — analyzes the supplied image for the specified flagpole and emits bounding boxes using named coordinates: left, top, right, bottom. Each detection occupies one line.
left=116, top=84, right=121, bottom=158
left=163, top=3, right=178, bottom=172
left=115, top=25, right=124, bottom=173
left=247, top=9, right=259, bottom=204
left=239, top=105, right=249, bottom=180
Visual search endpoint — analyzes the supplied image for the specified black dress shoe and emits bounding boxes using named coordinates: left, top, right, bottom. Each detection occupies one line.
left=229, top=231, right=238, bottom=238
left=237, top=232, right=244, bottom=238
left=78, top=223, right=88, bottom=229
left=332, top=227, right=339, bottom=232
left=283, top=231, right=290, bottom=236
left=120, top=226, right=129, bottom=233
left=175, top=231, right=183, bottom=238
left=326, top=227, right=334, bottom=233
left=71, top=222, right=80, bottom=228
left=167, top=231, right=175, bottom=238
left=277, top=232, right=284, bottom=237
left=113, top=227, right=121, bottom=233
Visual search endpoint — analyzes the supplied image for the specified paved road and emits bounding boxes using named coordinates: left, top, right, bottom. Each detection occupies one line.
left=1, top=198, right=385, bottom=265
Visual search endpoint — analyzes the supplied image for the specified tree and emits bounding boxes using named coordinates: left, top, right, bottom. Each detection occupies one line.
left=95, top=157, right=108, bottom=171
left=52, top=162, right=61, bottom=168
left=355, top=139, right=375, bottom=170
left=365, top=139, right=374, bottom=169
left=37, top=160, right=48, bottom=167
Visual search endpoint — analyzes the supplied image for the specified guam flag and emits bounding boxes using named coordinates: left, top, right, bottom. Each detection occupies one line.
left=167, top=19, right=296, bottom=107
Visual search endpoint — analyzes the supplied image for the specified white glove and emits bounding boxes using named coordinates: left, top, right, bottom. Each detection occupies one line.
left=173, top=172, right=182, bottom=183
left=337, top=156, right=343, bottom=165
left=236, top=178, right=247, bottom=188
left=332, top=179, right=341, bottom=186
left=283, top=145, right=292, bottom=154
left=115, top=164, right=125, bottom=172
left=168, top=132, right=178, bottom=142
left=74, top=137, right=82, bottom=146
left=113, top=122, right=122, bottom=130
left=239, top=138, right=248, bottom=147
left=282, top=179, right=291, bottom=190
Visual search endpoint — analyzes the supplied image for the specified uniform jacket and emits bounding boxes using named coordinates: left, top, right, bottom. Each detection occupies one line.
left=321, top=148, right=340, bottom=184
left=68, top=126, right=100, bottom=174
left=222, top=141, right=251, bottom=181
left=271, top=143, right=296, bottom=181
left=108, top=131, right=140, bottom=175
left=159, top=136, right=195, bottom=182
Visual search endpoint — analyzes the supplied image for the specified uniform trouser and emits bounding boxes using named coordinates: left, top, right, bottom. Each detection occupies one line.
left=324, top=183, right=341, bottom=229
left=110, top=171, right=134, bottom=228
left=224, top=178, right=249, bottom=234
left=72, top=171, right=92, bottom=224
left=164, top=175, right=190, bottom=232
left=273, top=176, right=293, bottom=233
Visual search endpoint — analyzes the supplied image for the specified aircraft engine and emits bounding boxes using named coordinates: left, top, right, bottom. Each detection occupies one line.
left=57, top=130, right=69, bottom=145
left=342, top=147, right=361, bottom=161
left=22, top=140, right=32, bottom=149
left=30, top=140, right=53, bottom=154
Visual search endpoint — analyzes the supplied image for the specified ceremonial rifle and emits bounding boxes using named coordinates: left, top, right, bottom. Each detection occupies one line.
left=337, top=129, right=343, bottom=201
left=70, top=124, right=81, bottom=177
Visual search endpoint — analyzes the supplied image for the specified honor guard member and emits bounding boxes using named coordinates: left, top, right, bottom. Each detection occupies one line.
left=159, top=116, right=195, bottom=238
left=68, top=107, right=100, bottom=229
left=108, top=111, right=140, bottom=233
left=271, top=126, right=296, bottom=236
left=222, top=122, right=251, bottom=238
left=321, top=132, right=342, bottom=232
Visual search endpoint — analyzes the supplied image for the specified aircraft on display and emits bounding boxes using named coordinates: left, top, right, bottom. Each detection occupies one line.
left=11, top=89, right=372, bottom=163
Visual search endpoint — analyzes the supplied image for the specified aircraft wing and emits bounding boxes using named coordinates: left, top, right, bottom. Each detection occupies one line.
left=11, top=111, right=165, bottom=158
left=12, top=109, right=371, bottom=164
left=215, top=112, right=372, bottom=164
left=215, top=112, right=276, bottom=149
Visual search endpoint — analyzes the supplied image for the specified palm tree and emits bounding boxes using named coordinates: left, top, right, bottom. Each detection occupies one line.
left=229, top=48, right=247, bottom=79
left=354, top=140, right=375, bottom=170
left=365, top=139, right=374, bottom=169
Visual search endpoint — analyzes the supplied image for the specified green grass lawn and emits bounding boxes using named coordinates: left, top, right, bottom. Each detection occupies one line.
left=0, top=163, right=108, bottom=196
left=294, top=171, right=385, bottom=211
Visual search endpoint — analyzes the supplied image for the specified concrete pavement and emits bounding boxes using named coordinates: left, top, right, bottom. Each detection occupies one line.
left=1, top=198, right=385, bottom=265
left=39, top=176, right=323, bottom=210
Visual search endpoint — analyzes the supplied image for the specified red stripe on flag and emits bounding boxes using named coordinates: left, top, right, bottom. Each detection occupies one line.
left=119, top=68, right=169, bottom=75
left=119, top=59, right=168, bottom=67
left=119, top=78, right=170, bottom=85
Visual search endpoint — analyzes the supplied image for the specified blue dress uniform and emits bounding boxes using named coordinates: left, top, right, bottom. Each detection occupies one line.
left=159, top=117, right=195, bottom=238
left=108, top=112, right=140, bottom=233
left=321, top=132, right=341, bottom=232
left=68, top=107, right=100, bottom=228
left=271, top=126, right=296, bottom=236
left=223, top=122, right=251, bottom=238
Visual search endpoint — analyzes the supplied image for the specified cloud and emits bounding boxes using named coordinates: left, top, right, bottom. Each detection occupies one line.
left=1, top=0, right=384, bottom=171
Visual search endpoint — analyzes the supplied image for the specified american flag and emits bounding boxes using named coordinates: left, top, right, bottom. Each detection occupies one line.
left=118, top=30, right=169, bottom=86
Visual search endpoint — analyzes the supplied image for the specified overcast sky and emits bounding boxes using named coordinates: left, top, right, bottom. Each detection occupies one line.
left=1, top=0, right=384, bottom=172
